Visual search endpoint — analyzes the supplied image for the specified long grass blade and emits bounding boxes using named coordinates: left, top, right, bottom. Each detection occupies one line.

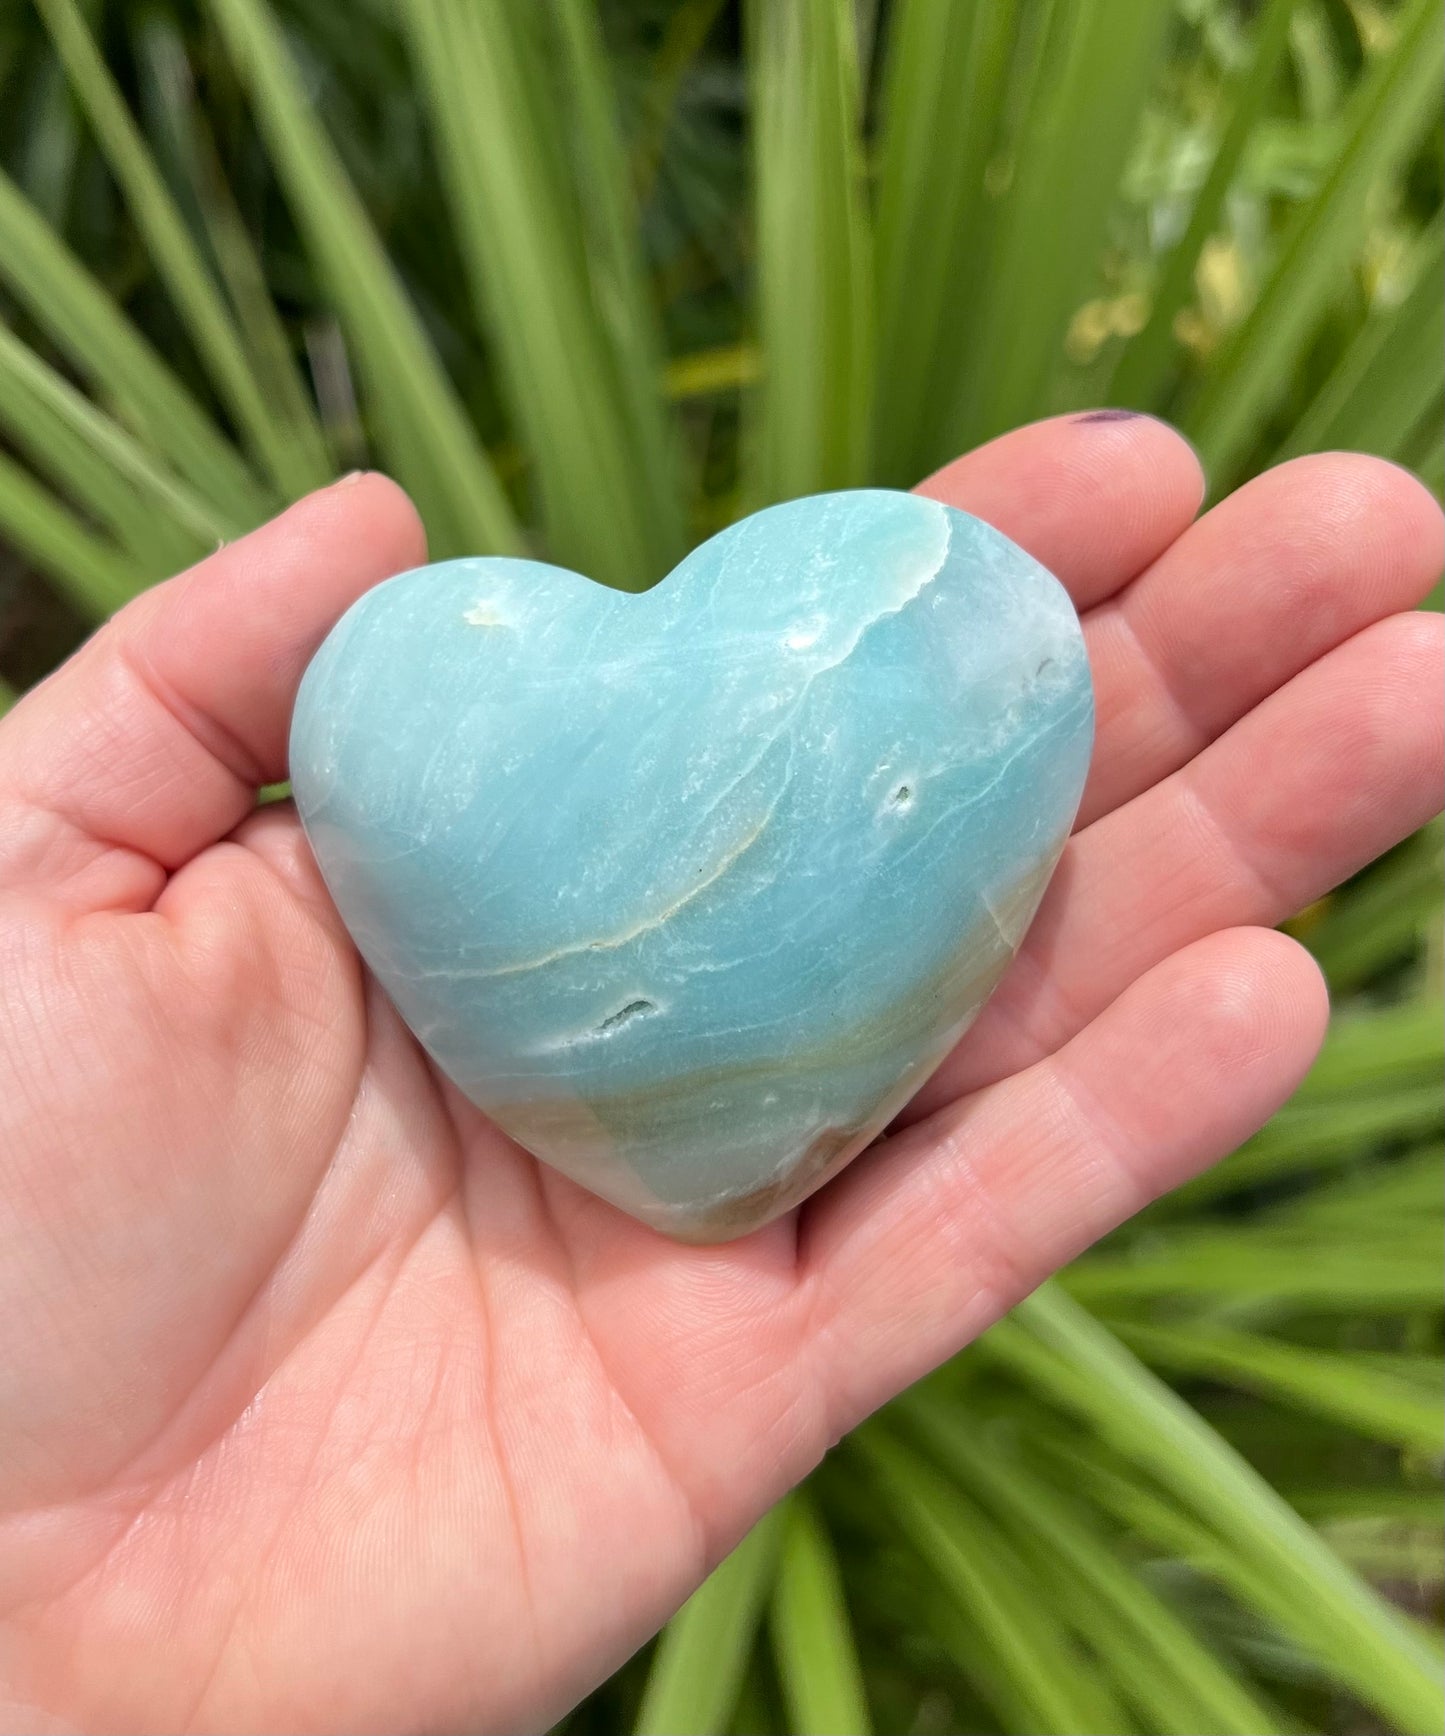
left=1065, top=1235, right=1441, bottom=1312
left=0, top=320, right=214, bottom=579
left=205, top=0, right=521, bottom=560
left=631, top=0, right=729, bottom=208
left=0, top=450, right=146, bottom=617
left=400, top=0, right=684, bottom=591
left=1286, top=1485, right=1445, bottom=1526
left=1276, top=215, right=1445, bottom=462
left=985, top=1284, right=1443, bottom=1734
left=768, top=1490, right=871, bottom=1736
left=1307, top=823, right=1444, bottom=993
left=131, top=12, right=336, bottom=487
left=1108, top=0, right=1299, bottom=409
left=1278, top=1144, right=1441, bottom=1230
left=745, top=0, right=872, bottom=505
left=871, top=0, right=1020, bottom=483
left=1289, top=994, right=1444, bottom=1098
left=1045, top=1436, right=1352, bottom=1655
left=1052, top=1436, right=1443, bottom=1685
left=857, top=1427, right=1132, bottom=1735
left=1146, top=1138, right=1438, bottom=1263
left=0, top=165, right=270, bottom=528
left=1405, top=402, right=1444, bottom=498
left=900, top=1391, right=1289, bottom=1736
left=1109, top=1319, right=1444, bottom=1454
left=635, top=1507, right=784, bottom=1736
left=12, top=42, right=82, bottom=227
left=551, top=0, right=690, bottom=567
left=946, top=0, right=1175, bottom=451
left=34, top=0, right=330, bottom=499
left=1184, top=0, right=1445, bottom=483
left=1164, top=1076, right=1443, bottom=1207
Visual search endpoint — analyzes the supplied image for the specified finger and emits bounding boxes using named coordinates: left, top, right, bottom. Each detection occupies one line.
left=0, top=474, right=426, bottom=910
left=802, top=928, right=1328, bottom=1430
left=908, top=609, right=1443, bottom=1115
left=915, top=410, right=1204, bottom=610
left=1078, top=453, right=1445, bottom=826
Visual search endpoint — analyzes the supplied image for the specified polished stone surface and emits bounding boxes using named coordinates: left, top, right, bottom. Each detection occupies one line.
left=290, top=491, right=1093, bottom=1239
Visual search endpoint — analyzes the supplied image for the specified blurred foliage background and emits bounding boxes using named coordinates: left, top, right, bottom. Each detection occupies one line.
left=0, top=1, right=1440, bottom=1731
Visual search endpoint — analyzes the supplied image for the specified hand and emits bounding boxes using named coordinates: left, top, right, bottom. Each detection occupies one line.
left=0, top=420, right=1439, bottom=1734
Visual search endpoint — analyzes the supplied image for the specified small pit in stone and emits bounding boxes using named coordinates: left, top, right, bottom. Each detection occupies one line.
left=890, top=783, right=914, bottom=808
left=594, top=998, right=658, bottom=1036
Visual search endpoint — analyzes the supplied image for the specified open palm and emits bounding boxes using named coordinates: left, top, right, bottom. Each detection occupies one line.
left=1, top=416, right=1440, bottom=1735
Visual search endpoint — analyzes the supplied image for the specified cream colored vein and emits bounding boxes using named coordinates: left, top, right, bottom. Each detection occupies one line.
left=425, top=504, right=953, bottom=985
left=442, top=801, right=780, bottom=982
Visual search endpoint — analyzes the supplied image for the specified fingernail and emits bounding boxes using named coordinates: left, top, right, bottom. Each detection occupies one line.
left=1073, top=409, right=1142, bottom=424
left=335, top=468, right=371, bottom=487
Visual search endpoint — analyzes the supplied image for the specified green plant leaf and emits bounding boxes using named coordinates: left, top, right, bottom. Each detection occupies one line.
left=1065, top=1235, right=1441, bottom=1312
left=1286, top=1485, right=1445, bottom=1526
left=768, top=1490, right=871, bottom=1736
left=870, top=0, right=1020, bottom=483
left=984, top=1285, right=1444, bottom=1735
left=1108, top=0, right=1299, bottom=409
left=0, top=164, right=270, bottom=530
left=745, top=0, right=872, bottom=505
left=131, top=12, right=337, bottom=484
left=899, top=1390, right=1291, bottom=1736
left=1289, top=993, right=1444, bottom=1099
left=1108, top=1319, right=1445, bottom=1454
left=944, top=0, right=1175, bottom=451
left=1052, top=1435, right=1441, bottom=1690
left=1161, top=1076, right=1443, bottom=1209
left=1277, top=213, right=1445, bottom=463
left=635, top=1507, right=784, bottom=1736
left=12, top=34, right=83, bottom=227
left=1184, top=0, right=1445, bottom=483
left=400, top=0, right=685, bottom=590
left=549, top=0, right=690, bottom=562
left=35, top=0, right=332, bottom=500
left=0, top=448, right=146, bottom=617
left=0, top=317, right=214, bottom=583
left=630, top=0, right=729, bottom=209
left=1307, top=824, right=1444, bottom=993
left=205, top=0, right=521, bottom=560
left=1405, top=402, right=1444, bottom=497
left=1270, top=1144, right=1441, bottom=1231
left=856, top=1427, right=1133, bottom=1735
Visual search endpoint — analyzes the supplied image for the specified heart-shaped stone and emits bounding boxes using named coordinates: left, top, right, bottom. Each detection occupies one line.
left=290, top=491, right=1093, bottom=1239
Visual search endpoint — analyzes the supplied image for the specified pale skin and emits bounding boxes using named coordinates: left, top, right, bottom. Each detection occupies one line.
left=0, top=415, right=1440, bottom=1734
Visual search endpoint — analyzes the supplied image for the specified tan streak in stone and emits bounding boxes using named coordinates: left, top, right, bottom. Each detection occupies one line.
left=470, top=807, right=776, bottom=981
left=483, top=852, right=1060, bottom=1240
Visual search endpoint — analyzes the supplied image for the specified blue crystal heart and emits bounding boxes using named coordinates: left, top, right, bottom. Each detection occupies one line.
left=290, top=491, right=1093, bottom=1238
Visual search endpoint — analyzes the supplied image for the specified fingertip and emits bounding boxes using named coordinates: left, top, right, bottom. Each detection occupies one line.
left=1388, top=606, right=1445, bottom=689
left=1146, top=926, right=1329, bottom=1105
left=1315, top=612, right=1444, bottom=824
left=1298, top=445, right=1445, bottom=523
left=916, top=412, right=1205, bottom=608
left=289, top=471, right=430, bottom=576
left=1227, top=923, right=1330, bottom=1059
left=1060, top=408, right=1206, bottom=504
left=1066, top=406, right=1204, bottom=469
left=1253, top=451, right=1445, bottom=604
left=341, top=470, right=430, bottom=569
